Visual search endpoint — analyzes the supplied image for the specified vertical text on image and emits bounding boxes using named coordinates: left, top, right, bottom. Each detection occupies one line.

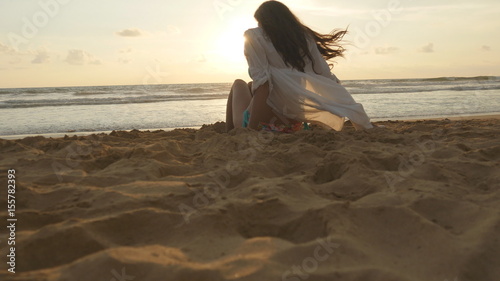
left=6, top=169, right=17, bottom=274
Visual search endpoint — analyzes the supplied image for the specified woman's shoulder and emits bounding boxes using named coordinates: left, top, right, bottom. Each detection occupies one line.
left=244, top=27, right=265, bottom=39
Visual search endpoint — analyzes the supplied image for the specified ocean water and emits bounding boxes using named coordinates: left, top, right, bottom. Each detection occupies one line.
left=1, top=76, right=500, bottom=137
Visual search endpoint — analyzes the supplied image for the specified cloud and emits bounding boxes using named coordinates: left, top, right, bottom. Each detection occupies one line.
left=118, top=48, right=134, bottom=64
left=192, top=54, right=207, bottom=63
left=482, top=45, right=491, bottom=51
left=0, top=42, right=24, bottom=55
left=0, top=42, right=15, bottom=54
left=31, top=49, right=50, bottom=64
left=402, top=3, right=490, bottom=14
left=375, top=46, right=399, bottom=55
left=1, top=41, right=30, bottom=65
left=381, top=3, right=493, bottom=22
left=9, top=57, right=23, bottom=65
left=64, top=49, right=102, bottom=65
left=116, top=28, right=144, bottom=37
left=166, top=25, right=181, bottom=35
left=119, top=48, right=133, bottom=54
left=419, top=43, right=434, bottom=53
left=296, top=4, right=368, bottom=18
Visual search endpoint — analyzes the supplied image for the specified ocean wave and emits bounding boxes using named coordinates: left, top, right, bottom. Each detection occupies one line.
left=2, top=86, right=499, bottom=108
left=171, top=87, right=208, bottom=94
left=2, top=78, right=499, bottom=108
left=168, top=83, right=232, bottom=94
left=0, top=94, right=229, bottom=109
left=348, top=85, right=500, bottom=95
left=73, top=91, right=111, bottom=96
left=421, top=76, right=500, bottom=82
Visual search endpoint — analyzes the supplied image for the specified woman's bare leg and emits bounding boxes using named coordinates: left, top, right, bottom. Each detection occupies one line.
left=226, top=79, right=253, bottom=131
left=226, top=88, right=235, bottom=132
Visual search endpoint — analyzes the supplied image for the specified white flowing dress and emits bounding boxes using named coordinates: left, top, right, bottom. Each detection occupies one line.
left=244, top=27, right=373, bottom=131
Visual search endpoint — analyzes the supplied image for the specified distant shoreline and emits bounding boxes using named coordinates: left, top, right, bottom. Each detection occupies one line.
left=2, top=114, right=499, bottom=140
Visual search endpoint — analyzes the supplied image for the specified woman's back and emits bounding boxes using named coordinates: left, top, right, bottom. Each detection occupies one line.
left=244, top=25, right=372, bottom=131
left=245, top=27, right=335, bottom=81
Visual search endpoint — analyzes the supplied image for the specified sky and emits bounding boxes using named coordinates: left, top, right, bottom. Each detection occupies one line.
left=0, top=0, right=499, bottom=88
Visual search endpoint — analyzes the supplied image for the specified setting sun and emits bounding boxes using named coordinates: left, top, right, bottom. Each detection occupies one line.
left=215, top=17, right=256, bottom=63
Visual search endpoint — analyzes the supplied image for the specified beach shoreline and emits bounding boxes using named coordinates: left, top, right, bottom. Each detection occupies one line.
left=1, top=113, right=499, bottom=140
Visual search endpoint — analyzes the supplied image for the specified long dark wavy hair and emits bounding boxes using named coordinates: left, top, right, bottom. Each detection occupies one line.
left=254, top=1, right=347, bottom=73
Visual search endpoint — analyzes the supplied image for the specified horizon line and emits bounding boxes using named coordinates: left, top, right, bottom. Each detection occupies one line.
left=1, top=75, right=499, bottom=89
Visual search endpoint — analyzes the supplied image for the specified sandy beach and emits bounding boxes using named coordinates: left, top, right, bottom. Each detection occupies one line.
left=0, top=117, right=499, bottom=281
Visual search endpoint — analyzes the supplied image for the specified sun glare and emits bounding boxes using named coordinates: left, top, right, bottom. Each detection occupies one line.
left=215, top=18, right=256, bottom=63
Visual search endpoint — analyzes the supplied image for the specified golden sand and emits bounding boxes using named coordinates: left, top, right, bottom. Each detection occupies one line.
left=0, top=118, right=499, bottom=280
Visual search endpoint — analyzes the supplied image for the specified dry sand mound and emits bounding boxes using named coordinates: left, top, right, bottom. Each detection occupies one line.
left=0, top=119, right=499, bottom=281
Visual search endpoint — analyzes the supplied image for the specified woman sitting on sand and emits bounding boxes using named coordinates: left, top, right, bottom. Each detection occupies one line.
left=226, top=0, right=374, bottom=133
